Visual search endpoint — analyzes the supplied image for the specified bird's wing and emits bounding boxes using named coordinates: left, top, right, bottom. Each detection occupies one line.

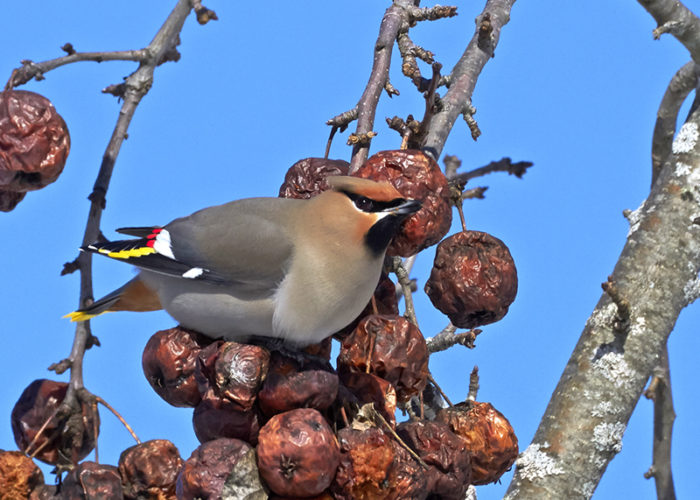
left=82, top=228, right=232, bottom=284
left=86, top=198, right=298, bottom=288
left=166, top=198, right=297, bottom=287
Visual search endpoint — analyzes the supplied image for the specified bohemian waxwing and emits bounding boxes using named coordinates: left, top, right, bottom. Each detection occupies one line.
left=66, top=176, right=421, bottom=346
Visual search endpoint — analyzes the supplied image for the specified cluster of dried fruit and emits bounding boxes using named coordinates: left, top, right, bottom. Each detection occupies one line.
left=5, top=150, right=519, bottom=498
left=0, top=90, right=70, bottom=212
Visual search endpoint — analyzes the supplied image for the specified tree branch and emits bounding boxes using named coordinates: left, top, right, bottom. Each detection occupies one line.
left=59, top=0, right=195, bottom=411
left=390, top=256, right=418, bottom=326
left=423, top=0, right=518, bottom=160
left=505, top=98, right=700, bottom=500
left=453, top=156, right=533, bottom=184
left=643, top=345, right=676, bottom=500
left=651, top=61, right=698, bottom=185
left=347, top=0, right=413, bottom=172
left=426, top=324, right=481, bottom=353
left=638, top=0, right=700, bottom=62
left=5, top=50, right=150, bottom=89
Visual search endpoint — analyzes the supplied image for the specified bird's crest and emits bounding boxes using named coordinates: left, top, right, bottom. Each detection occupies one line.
left=327, top=176, right=403, bottom=202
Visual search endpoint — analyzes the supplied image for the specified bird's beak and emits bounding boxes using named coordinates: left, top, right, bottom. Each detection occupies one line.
left=391, top=199, right=422, bottom=217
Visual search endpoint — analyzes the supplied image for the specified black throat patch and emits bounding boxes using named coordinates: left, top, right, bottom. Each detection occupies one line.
left=365, top=216, right=405, bottom=257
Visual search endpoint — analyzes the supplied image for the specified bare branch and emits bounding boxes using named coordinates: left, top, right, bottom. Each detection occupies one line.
left=467, top=366, right=480, bottom=402
left=397, top=31, right=436, bottom=92
left=463, top=186, right=488, bottom=199
left=347, top=1, right=413, bottom=172
left=423, top=0, right=518, bottom=159
left=643, top=346, right=677, bottom=500
left=443, top=154, right=462, bottom=178
left=651, top=61, right=698, bottom=185
left=326, top=107, right=358, bottom=130
left=638, top=0, right=700, bottom=62
left=5, top=49, right=150, bottom=89
left=60, top=0, right=195, bottom=413
left=390, top=256, right=418, bottom=326
left=462, top=100, right=481, bottom=140
left=506, top=105, right=700, bottom=499
left=427, top=324, right=481, bottom=353
left=601, top=276, right=631, bottom=333
left=96, top=396, right=141, bottom=445
left=406, top=5, right=458, bottom=23
left=453, top=157, right=533, bottom=184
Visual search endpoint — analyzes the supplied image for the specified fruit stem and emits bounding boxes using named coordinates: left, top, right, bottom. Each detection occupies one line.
left=96, top=396, right=141, bottom=444
left=428, top=373, right=453, bottom=407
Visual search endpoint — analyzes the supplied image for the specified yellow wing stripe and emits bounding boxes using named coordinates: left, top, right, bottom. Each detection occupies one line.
left=63, top=310, right=112, bottom=322
left=98, top=246, right=156, bottom=259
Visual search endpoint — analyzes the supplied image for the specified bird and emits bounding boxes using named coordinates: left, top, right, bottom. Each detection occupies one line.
left=66, top=176, right=421, bottom=346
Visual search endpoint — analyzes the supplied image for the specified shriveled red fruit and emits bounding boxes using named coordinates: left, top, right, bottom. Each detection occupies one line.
left=192, top=391, right=261, bottom=445
left=194, top=341, right=225, bottom=396
left=339, top=372, right=397, bottom=427
left=176, top=438, right=263, bottom=500
left=0, top=189, right=25, bottom=212
left=338, top=314, right=429, bottom=402
left=11, top=379, right=99, bottom=466
left=256, top=408, right=340, bottom=497
left=331, top=427, right=396, bottom=500
left=0, top=450, right=44, bottom=499
left=0, top=90, right=70, bottom=192
left=118, top=439, right=183, bottom=500
left=279, top=157, right=350, bottom=199
left=354, top=149, right=451, bottom=257
left=396, top=420, right=471, bottom=499
left=61, top=461, right=123, bottom=499
left=334, top=273, right=399, bottom=342
left=425, top=230, right=517, bottom=328
left=213, top=342, right=270, bottom=411
left=383, top=438, right=430, bottom=500
left=436, top=401, right=518, bottom=485
left=258, top=352, right=338, bottom=417
left=142, top=326, right=211, bottom=408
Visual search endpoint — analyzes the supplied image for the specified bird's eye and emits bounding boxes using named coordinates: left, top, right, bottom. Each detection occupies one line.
left=354, top=196, right=375, bottom=212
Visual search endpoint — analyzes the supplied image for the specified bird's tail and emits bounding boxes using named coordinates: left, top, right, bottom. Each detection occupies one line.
left=64, top=278, right=162, bottom=322
left=64, top=287, right=124, bottom=322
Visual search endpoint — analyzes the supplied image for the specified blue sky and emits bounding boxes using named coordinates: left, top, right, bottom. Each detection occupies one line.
left=1, top=1, right=698, bottom=498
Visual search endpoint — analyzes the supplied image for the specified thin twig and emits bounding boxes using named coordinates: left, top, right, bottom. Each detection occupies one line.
left=96, top=396, right=141, bottom=444
left=423, top=0, right=518, bottom=159
left=637, top=0, right=700, bottom=63
left=456, top=203, right=468, bottom=232
left=366, top=404, right=429, bottom=469
left=467, top=366, right=480, bottom=402
left=57, top=0, right=195, bottom=414
left=427, top=325, right=481, bottom=353
left=340, top=406, right=350, bottom=428
left=366, top=330, right=375, bottom=374
left=601, top=276, right=631, bottom=333
left=325, top=125, right=339, bottom=159
left=643, top=345, right=676, bottom=499
left=650, top=61, right=698, bottom=185
left=23, top=407, right=60, bottom=456
left=5, top=50, right=150, bottom=89
left=453, top=157, right=533, bottom=184
left=427, top=373, right=453, bottom=407
left=348, top=0, right=414, bottom=172
left=391, top=256, right=418, bottom=326
left=463, top=186, right=488, bottom=199
left=92, top=400, right=99, bottom=464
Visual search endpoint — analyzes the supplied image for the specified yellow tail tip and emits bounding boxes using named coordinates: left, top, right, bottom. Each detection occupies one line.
left=63, top=310, right=100, bottom=322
